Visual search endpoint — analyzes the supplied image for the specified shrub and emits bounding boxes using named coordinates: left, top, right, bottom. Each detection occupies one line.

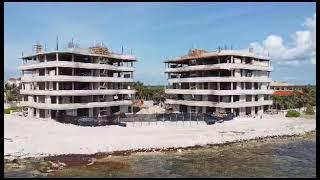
left=4, top=108, right=11, bottom=114
left=305, top=104, right=315, bottom=115
left=286, top=110, right=300, bottom=117
left=4, top=106, right=22, bottom=114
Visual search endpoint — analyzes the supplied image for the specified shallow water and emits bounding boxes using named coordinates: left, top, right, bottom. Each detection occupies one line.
left=4, top=133, right=316, bottom=178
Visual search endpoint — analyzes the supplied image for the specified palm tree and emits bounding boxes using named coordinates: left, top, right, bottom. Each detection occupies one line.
left=4, top=83, right=21, bottom=102
left=301, top=86, right=313, bottom=109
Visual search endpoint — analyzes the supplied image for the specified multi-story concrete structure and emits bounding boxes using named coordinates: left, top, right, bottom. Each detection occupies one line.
left=164, top=49, right=273, bottom=116
left=19, top=43, right=136, bottom=119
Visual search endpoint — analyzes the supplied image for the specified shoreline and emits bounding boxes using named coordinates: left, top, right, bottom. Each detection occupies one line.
left=5, top=130, right=316, bottom=163
left=4, top=114, right=316, bottom=160
left=4, top=131, right=316, bottom=178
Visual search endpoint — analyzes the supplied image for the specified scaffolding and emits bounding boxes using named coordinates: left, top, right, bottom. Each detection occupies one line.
left=33, top=43, right=43, bottom=54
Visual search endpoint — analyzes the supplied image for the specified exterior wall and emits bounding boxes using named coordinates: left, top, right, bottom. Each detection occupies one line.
left=164, top=50, right=273, bottom=116
left=19, top=50, right=136, bottom=119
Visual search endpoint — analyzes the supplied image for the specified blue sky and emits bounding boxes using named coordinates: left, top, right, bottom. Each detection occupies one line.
left=4, top=2, right=316, bottom=85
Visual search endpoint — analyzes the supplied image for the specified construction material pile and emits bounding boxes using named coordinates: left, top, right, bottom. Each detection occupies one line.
left=188, top=49, right=208, bottom=57
left=136, top=105, right=165, bottom=114
left=90, top=44, right=109, bottom=55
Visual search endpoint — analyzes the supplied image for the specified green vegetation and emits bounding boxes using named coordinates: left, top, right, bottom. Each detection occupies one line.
left=305, top=104, right=315, bottom=115
left=4, top=106, right=22, bottom=114
left=133, top=81, right=166, bottom=103
left=4, top=83, right=22, bottom=102
left=273, top=86, right=316, bottom=110
left=286, top=110, right=301, bottom=117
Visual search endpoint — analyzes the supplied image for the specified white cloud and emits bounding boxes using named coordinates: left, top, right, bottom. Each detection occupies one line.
left=249, top=13, right=316, bottom=65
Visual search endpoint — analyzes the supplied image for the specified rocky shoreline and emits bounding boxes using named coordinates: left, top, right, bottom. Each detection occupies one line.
left=4, top=130, right=316, bottom=178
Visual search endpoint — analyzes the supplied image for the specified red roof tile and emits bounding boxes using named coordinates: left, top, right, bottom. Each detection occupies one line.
left=273, top=90, right=303, bottom=96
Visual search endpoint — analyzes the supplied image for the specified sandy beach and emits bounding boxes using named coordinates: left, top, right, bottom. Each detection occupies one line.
left=4, top=114, right=316, bottom=159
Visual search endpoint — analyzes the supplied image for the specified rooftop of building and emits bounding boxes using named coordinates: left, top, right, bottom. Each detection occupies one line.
left=270, top=81, right=315, bottom=87
left=273, top=90, right=303, bottom=96
left=7, top=77, right=21, bottom=81
left=21, top=42, right=137, bottom=61
left=270, top=81, right=291, bottom=87
left=164, top=48, right=271, bottom=63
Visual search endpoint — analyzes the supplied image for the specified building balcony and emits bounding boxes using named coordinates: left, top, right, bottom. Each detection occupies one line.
left=168, top=77, right=272, bottom=83
left=20, top=89, right=136, bottom=96
left=21, top=75, right=134, bottom=83
left=165, top=89, right=273, bottom=95
left=165, top=99, right=273, bottom=108
left=20, top=100, right=132, bottom=110
left=18, top=61, right=135, bottom=72
left=165, top=63, right=273, bottom=73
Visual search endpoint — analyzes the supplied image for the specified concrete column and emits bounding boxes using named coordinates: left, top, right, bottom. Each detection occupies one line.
left=45, top=96, right=51, bottom=104
left=237, top=82, right=241, bottom=90
left=49, top=82, right=53, bottom=90
left=47, top=110, right=51, bottom=119
left=240, top=95, right=245, bottom=102
left=259, top=95, right=264, bottom=101
left=258, top=106, right=263, bottom=116
left=28, top=108, right=34, bottom=117
left=231, top=56, right=234, bottom=63
left=36, top=109, right=40, bottom=118
left=57, top=96, right=59, bottom=104
left=202, top=95, right=208, bottom=101
left=56, top=82, right=59, bottom=90
left=44, top=55, right=47, bottom=62
left=89, top=108, right=94, bottom=117
left=195, top=106, right=200, bottom=113
left=240, top=107, right=245, bottom=116
left=231, top=95, right=233, bottom=102
left=217, top=82, right=220, bottom=90
left=187, top=106, right=191, bottom=113
left=28, top=95, right=34, bottom=102
left=231, top=82, right=233, bottom=90
left=72, top=54, right=74, bottom=62
left=56, top=67, right=59, bottom=76
left=252, top=82, right=254, bottom=90
left=202, top=106, right=206, bottom=113
left=56, top=53, right=59, bottom=61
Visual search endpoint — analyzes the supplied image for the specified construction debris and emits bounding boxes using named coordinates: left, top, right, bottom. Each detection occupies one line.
left=89, top=43, right=109, bottom=55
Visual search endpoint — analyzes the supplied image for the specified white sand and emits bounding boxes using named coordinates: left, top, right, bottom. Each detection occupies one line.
left=4, top=114, right=315, bottom=159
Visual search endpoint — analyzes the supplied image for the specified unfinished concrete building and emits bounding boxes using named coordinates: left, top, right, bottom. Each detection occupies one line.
left=164, top=49, right=273, bottom=116
left=19, top=43, right=136, bottom=119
